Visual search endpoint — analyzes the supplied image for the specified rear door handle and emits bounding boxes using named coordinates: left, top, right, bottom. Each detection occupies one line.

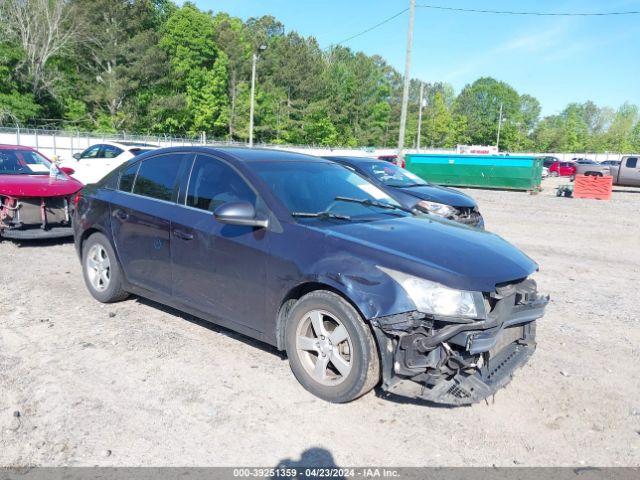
left=114, top=209, right=129, bottom=221
left=173, top=229, right=193, bottom=241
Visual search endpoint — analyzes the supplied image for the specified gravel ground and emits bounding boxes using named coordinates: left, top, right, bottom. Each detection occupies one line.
left=1, top=177, right=639, bottom=467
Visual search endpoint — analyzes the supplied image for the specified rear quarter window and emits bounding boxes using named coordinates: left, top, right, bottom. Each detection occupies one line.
left=119, top=163, right=139, bottom=192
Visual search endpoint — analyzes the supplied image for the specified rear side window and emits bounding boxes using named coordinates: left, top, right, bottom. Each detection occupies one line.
left=118, top=163, right=139, bottom=192
left=102, top=145, right=124, bottom=158
left=186, top=155, right=256, bottom=212
left=133, top=154, right=189, bottom=202
left=626, top=157, right=637, bottom=168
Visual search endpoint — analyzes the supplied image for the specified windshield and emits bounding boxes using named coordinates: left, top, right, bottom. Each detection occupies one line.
left=359, top=161, right=427, bottom=187
left=0, top=149, right=51, bottom=175
left=251, top=161, right=410, bottom=221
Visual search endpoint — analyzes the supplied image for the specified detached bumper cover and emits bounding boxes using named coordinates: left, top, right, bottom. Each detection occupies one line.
left=371, top=279, right=548, bottom=405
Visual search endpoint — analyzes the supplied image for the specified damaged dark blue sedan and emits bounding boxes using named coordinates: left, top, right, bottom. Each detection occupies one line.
left=73, top=147, right=548, bottom=405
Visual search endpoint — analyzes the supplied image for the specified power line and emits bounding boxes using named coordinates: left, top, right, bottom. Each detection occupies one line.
left=328, top=8, right=409, bottom=49
left=325, top=4, right=640, bottom=52
left=416, top=4, right=640, bottom=16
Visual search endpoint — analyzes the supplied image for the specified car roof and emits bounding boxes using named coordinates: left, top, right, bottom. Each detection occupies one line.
left=102, top=141, right=159, bottom=149
left=149, top=146, right=329, bottom=163
left=0, top=144, right=36, bottom=151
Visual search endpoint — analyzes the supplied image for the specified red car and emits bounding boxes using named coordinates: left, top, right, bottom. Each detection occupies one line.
left=378, top=154, right=405, bottom=168
left=549, top=160, right=576, bottom=177
left=0, top=145, right=83, bottom=240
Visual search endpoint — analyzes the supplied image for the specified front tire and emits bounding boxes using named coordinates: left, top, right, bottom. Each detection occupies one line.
left=285, top=291, right=380, bottom=403
left=82, top=232, right=129, bottom=303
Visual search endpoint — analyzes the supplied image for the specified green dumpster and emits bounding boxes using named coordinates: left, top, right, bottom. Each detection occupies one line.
left=405, top=154, right=543, bottom=191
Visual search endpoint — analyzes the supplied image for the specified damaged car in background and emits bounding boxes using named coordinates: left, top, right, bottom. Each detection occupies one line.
left=324, top=156, right=484, bottom=229
left=0, top=145, right=83, bottom=240
left=73, top=147, right=548, bottom=405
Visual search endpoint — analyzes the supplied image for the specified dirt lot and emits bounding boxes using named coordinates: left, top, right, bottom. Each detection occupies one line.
left=1, top=177, right=639, bottom=467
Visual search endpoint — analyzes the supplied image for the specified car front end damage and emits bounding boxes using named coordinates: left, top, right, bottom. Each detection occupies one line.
left=370, top=278, right=548, bottom=405
left=0, top=195, right=74, bottom=239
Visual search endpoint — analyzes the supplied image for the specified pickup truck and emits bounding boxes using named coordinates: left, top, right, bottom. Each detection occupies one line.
left=574, top=155, right=640, bottom=186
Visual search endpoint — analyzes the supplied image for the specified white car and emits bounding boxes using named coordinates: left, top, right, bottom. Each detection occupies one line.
left=59, top=141, right=158, bottom=185
left=542, top=166, right=549, bottom=178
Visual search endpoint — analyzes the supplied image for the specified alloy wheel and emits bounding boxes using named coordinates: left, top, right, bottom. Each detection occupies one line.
left=86, top=244, right=111, bottom=292
left=295, top=309, right=353, bottom=386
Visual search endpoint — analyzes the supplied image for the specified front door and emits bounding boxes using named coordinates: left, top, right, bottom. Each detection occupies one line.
left=618, top=157, right=640, bottom=186
left=110, top=152, right=191, bottom=295
left=171, top=154, right=269, bottom=332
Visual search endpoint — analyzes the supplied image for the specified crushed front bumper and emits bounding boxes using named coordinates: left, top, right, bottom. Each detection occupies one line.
left=371, top=279, right=548, bottom=406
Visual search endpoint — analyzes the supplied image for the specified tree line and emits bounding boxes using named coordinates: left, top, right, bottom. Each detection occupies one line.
left=1, top=0, right=639, bottom=152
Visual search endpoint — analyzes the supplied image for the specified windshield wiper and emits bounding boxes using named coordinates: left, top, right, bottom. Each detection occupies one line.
left=395, top=183, right=428, bottom=188
left=291, top=211, right=352, bottom=221
left=334, top=196, right=414, bottom=214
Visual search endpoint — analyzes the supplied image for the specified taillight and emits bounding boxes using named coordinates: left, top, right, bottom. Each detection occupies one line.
left=73, top=191, right=82, bottom=206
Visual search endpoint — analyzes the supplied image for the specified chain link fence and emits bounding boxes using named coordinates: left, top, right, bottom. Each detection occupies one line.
left=0, top=125, right=626, bottom=162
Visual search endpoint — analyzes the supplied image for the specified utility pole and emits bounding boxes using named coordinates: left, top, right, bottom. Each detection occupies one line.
left=249, top=53, right=258, bottom=148
left=416, top=81, right=424, bottom=152
left=496, top=102, right=503, bottom=151
left=397, top=0, right=416, bottom=164
left=249, top=45, right=266, bottom=148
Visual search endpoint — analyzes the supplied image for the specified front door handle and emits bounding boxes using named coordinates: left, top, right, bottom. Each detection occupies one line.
left=173, top=229, right=193, bottom=241
left=114, top=209, right=129, bottom=221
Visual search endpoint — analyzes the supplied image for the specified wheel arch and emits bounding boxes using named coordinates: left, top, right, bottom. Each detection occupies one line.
left=274, top=281, right=369, bottom=351
left=79, top=226, right=109, bottom=255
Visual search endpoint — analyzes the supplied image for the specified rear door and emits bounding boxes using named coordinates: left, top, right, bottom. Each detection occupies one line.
left=170, top=154, right=269, bottom=331
left=110, top=152, right=192, bottom=295
left=99, top=144, right=126, bottom=177
left=618, top=157, right=640, bottom=186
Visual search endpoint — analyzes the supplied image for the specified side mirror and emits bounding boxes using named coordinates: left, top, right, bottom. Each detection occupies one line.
left=214, top=201, right=268, bottom=228
left=72, top=153, right=81, bottom=160
left=60, top=166, right=75, bottom=176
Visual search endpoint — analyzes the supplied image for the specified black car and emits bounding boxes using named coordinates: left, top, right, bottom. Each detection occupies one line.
left=324, top=156, right=484, bottom=229
left=73, top=147, right=548, bottom=405
left=538, top=156, right=560, bottom=168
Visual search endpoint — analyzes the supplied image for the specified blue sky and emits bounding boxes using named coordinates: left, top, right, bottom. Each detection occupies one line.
left=194, top=0, right=640, bottom=116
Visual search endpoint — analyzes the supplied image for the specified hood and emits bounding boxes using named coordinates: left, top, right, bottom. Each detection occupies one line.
left=0, top=174, right=83, bottom=197
left=392, top=184, right=477, bottom=208
left=319, top=216, right=536, bottom=292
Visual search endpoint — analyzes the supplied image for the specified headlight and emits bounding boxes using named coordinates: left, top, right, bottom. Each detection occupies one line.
left=378, top=266, right=486, bottom=319
left=416, top=200, right=456, bottom=218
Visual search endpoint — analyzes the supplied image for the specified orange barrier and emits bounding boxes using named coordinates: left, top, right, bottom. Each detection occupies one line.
left=573, top=175, right=613, bottom=200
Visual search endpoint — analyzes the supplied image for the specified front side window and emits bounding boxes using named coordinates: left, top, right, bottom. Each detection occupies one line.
left=186, top=156, right=256, bottom=212
left=626, top=157, right=637, bottom=168
left=102, top=145, right=124, bottom=159
left=80, top=145, right=102, bottom=159
left=132, top=154, right=188, bottom=201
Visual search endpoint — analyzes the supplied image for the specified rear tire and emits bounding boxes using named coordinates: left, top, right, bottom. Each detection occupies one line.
left=82, top=232, right=129, bottom=303
left=285, top=291, right=380, bottom=403
left=551, top=171, right=559, bottom=177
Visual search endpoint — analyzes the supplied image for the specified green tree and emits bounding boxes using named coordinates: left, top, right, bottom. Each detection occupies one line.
left=453, top=77, right=521, bottom=150
left=0, top=42, right=40, bottom=123
left=159, top=3, right=229, bottom=136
